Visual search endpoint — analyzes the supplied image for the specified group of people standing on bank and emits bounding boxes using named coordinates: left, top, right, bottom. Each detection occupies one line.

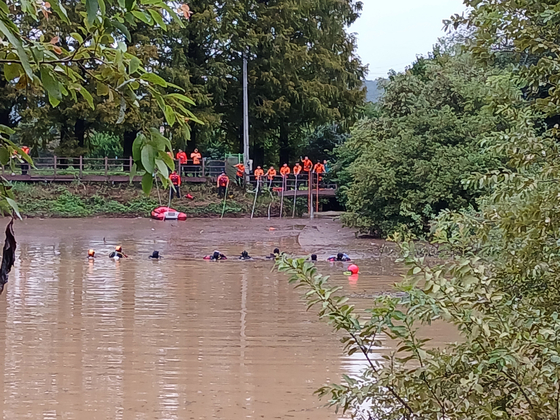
left=167, top=150, right=329, bottom=199
left=235, top=156, right=328, bottom=189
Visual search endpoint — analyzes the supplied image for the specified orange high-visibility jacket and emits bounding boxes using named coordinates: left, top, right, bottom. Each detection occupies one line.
left=293, top=164, right=302, bottom=176
left=191, top=152, right=202, bottom=165
left=21, top=146, right=30, bottom=155
left=170, top=173, right=181, bottom=186
left=313, top=163, right=325, bottom=174
left=280, top=166, right=290, bottom=176
left=254, top=168, right=264, bottom=180
left=266, top=168, right=277, bottom=180
left=234, top=163, right=245, bottom=177
left=176, top=151, right=188, bottom=164
left=302, top=159, right=313, bottom=172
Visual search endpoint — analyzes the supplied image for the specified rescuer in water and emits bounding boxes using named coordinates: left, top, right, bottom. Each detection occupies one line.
left=204, top=251, right=227, bottom=261
left=327, top=252, right=351, bottom=262
left=87, top=249, right=95, bottom=260
left=109, top=246, right=126, bottom=259
left=239, top=251, right=252, bottom=260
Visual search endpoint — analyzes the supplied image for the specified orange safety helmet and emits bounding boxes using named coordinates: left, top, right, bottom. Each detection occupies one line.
left=115, top=245, right=122, bottom=252
left=88, top=249, right=95, bottom=257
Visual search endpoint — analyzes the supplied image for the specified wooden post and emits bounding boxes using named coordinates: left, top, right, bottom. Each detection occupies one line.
left=316, top=172, right=320, bottom=214
left=201, top=159, right=205, bottom=177
left=129, top=156, right=133, bottom=173
left=308, top=172, right=311, bottom=215
left=104, top=157, right=108, bottom=176
left=53, top=155, right=57, bottom=176
left=79, top=155, right=83, bottom=178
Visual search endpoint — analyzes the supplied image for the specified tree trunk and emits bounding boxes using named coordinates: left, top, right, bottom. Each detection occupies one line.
left=279, top=123, right=290, bottom=165
left=123, top=130, right=136, bottom=171
left=75, top=118, right=86, bottom=148
left=252, top=138, right=264, bottom=168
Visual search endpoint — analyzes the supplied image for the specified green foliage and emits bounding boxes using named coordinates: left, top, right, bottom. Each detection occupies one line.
left=336, top=49, right=504, bottom=237
left=277, top=246, right=560, bottom=419
left=87, top=132, right=123, bottom=158
left=0, top=0, right=197, bottom=196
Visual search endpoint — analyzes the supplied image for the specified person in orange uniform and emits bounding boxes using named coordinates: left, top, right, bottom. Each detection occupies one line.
left=313, top=160, right=326, bottom=186
left=254, top=166, right=264, bottom=189
left=265, top=166, right=277, bottom=188
left=169, top=170, right=181, bottom=200
left=176, top=149, right=188, bottom=175
left=302, top=156, right=313, bottom=182
left=293, top=163, right=302, bottom=176
left=21, top=145, right=30, bottom=175
left=234, top=162, right=245, bottom=186
left=279, top=163, right=290, bottom=190
left=190, top=148, right=202, bottom=176
left=292, top=162, right=302, bottom=190
left=217, top=170, right=229, bottom=198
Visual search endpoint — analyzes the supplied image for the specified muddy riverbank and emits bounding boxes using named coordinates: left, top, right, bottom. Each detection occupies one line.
left=13, top=182, right=302, bottom=219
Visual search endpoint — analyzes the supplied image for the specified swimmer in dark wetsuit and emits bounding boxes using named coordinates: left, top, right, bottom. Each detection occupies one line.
left=266, top=248, right=281, bottom=259
left=327, top=252, right=351, bottom=262
left=310, top=254, right=317, bottom=261
left=109, top=246, right=126, bottom=259
left=149, top=251, right=161, bottom=259
left=239, top=251, right=252, bottom=260
left=204, top=251, right=227, bottom=261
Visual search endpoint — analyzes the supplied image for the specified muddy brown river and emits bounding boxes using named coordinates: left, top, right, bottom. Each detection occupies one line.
left=0, top=218, right=450, bottom=419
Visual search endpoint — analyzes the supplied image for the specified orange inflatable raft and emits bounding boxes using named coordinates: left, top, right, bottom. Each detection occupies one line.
left=151, top=206, right=187, bottom=221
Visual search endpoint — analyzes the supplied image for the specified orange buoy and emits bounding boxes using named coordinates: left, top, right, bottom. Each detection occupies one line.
left=348, top=264, right=359, bottom=274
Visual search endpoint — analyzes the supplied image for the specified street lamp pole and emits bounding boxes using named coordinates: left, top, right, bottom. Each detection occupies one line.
left=243, top=51, right=250, bottom=175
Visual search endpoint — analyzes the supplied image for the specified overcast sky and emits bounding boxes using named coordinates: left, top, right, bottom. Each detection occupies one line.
left=349, top=0, right=466, bottom=78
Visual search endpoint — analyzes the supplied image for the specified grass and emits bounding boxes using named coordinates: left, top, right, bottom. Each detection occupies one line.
left=11, top=181, right=303, bottom=218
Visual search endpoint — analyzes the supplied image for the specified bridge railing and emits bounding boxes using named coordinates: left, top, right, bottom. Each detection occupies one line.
left=2, top=156, right=223, bottom=178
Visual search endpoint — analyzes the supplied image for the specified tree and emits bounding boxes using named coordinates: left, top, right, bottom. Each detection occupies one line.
left=335, top=48, right=504, bottom=237
left=0, top=0, right=199, bottom=202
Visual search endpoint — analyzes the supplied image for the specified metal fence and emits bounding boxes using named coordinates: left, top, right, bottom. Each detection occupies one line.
left=2, top=156, right=224, bottom=178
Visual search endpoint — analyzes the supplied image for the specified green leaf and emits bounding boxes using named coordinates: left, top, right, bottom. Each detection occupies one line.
left=70, top=32, right=84, bottom=43
left=96, top=82, right=109, bottom=96
left=164, top=105, right=175, bottom=126
left=132, top=10, right=152, bottom=25
left=6, top=197, right=21, bottom=220
left=50, top=0, right=70, bottom=23
left=165, top=93, right=196, bottom=105
left=0, top=20, right=33, bottom=79
left=125, top=0, right=135, bottom=11
left=111, top=20, right=131, bottom=41
left=141, top=72, right=167, bottom=87
left=149, top=127, right=172, bottom=152
left=0, top=125, right=14, bottom=135
left=85, top=0, right=99, bottom=25
left=148, top=9, right=166, bottom=30
left=129, top=56, right=142, bottom=74
left=155, top=158, right=169, bottom=179
left=78, top=86, right=94, bottom=110
left=132, top=132, right=145, bottom=163
left=40, top=67, right=62, bottom=107
left=0, top=147, right=10, bottom=165
left=4, top=63, right=23, bottom=81
left=141, top=172, right=153, bottom=195
left=141, top=144, right=155, bottom=174
left=158, top=150, right=174, bottom=170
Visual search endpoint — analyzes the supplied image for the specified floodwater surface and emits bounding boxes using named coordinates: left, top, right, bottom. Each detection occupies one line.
left=0, top=218, right=449, bottom=419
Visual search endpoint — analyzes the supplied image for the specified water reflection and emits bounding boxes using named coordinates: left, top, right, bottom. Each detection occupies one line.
left=0, top=218, right=422, bottom=419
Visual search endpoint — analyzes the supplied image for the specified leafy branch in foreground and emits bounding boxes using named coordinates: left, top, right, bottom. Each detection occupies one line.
left=0, top=0, right=201, bottom=196
left=277, top=251, right=560, bottom=420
